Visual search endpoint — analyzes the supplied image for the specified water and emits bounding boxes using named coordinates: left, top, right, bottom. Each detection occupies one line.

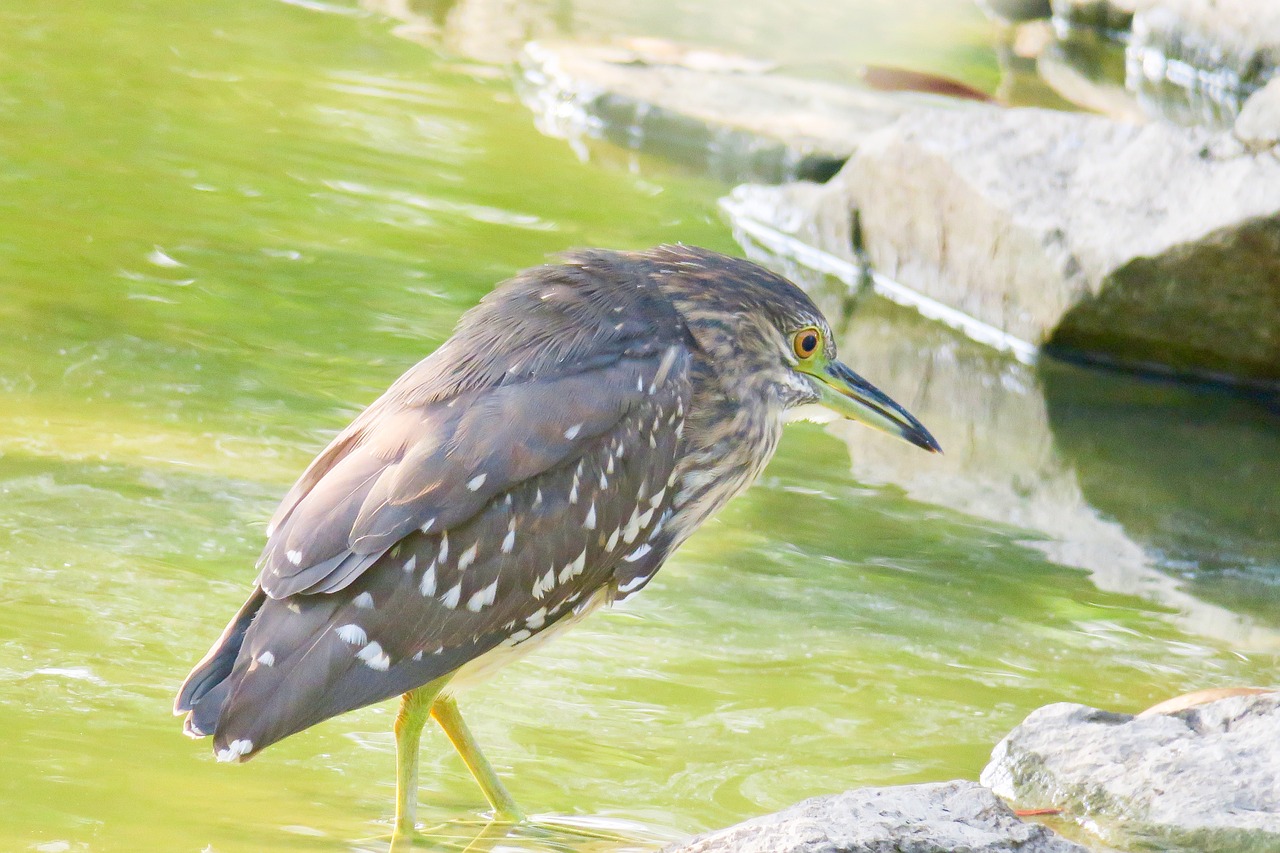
left=0, top=2, right=1276, bottom=851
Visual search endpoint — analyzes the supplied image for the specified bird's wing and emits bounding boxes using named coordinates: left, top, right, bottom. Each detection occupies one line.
left=181, top=252, right=700, bottom=756
left=203, top=344, right=691, bottom=757
left=256, top=256, right=694, bottom=600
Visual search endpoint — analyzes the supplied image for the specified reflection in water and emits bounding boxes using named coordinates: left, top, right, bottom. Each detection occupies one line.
left=738, top=231, right=1280, bottom=651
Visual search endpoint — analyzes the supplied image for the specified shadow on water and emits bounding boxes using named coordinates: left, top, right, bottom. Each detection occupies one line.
left=749, top=249, right=1280, bottom=650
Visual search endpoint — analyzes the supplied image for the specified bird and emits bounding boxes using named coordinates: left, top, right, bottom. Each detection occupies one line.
left=174, top=244, right=939, bottom=843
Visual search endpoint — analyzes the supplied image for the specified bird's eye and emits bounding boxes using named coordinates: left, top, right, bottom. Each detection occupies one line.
left=793, top=327, right=821, bottom=359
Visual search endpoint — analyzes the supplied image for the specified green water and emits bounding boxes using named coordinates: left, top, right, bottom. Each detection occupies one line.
left=1, top=2, right=1276, bottom=851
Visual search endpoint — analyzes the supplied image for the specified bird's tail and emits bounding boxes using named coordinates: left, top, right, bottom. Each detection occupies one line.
left=173, top=587, right=266, bottom=740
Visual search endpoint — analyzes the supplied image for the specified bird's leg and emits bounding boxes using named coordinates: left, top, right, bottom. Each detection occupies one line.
left=431, top=694, right=525, bottom=822
left=393, top=682, right=444, bottom=846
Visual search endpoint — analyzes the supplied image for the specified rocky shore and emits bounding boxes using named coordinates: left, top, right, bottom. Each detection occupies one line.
left=516, top=0, right=1280, bottom=390
left=662, top=691, right=1279, bottom=852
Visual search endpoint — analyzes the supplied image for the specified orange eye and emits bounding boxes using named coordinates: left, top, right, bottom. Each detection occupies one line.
left=793, top=327, right=821, bottom=359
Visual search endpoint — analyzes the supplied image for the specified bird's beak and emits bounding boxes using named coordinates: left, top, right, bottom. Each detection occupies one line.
left=809, top=359, right=941, bottom=453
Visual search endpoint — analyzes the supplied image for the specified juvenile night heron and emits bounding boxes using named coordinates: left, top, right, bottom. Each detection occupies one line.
left=175, top=245, right=939, bottom=840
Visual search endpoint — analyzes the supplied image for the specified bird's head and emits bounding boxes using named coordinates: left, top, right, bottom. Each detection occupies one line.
left=644, top=245, right=941, bottom=454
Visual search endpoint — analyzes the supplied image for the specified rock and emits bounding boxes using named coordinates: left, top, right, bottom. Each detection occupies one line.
left=1037, top=29, right=1146, bottom=122
left=982, top=693, right=1280, bottom=850
left=664, top=780, right=1088, bottom=853
left=1235, top=77, right=1280, bottom=152
left=725, top=105, right=1280, bottom=387
left=1129, top=0, right=1280, bottom=110
left=1050, top=0, right=1138, bottom=33
left=516, top=40, right=967, bottom=183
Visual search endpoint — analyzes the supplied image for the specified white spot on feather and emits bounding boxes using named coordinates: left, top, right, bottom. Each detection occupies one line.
left=412, top=650, right=423, bottom=661
left=420, top=517, right=436, bottom=533
left=286, top=549, right=302, bottom=566
left=419, top=563, right=437, bottom=596
left=532, top=567, right=555, bottom=599
left=558, top=549, right=586, bottom=583
left=649, top=488, right=666, bottom=508
left=256, top=651, right=275, bottom=667
left=584, top=502, right=596, bottom=530
left=403, top=554, right=417, bottom=573
left=624, top=543, right=652, bottom=562
left=606, top=527, right=620, bottom=551
left=617, top=574, right=649, bottom=593
left=564, top=423, right=582, bottom=440
left=458, top=542, right=478, bottom=571
left=467, top=473, right=487, bottom=491
left=526, top=607, right=546, bottom=629
left=216, top=739, right=253, bottom=762
left=466, top=579, right=498, bottom=612
left=501, top=522, right=516, bottom=554
left=358, top=641, right=390, bottom=671
left=441, top=583, right=462, bottom=609
left=622, top=508, right=642, bottom=544
left=438, top=531, right=449, bottom=563
left=505, top=629, right=532, bottom=646
left=353, top=592, right=374, bottom=610
left=336, top=624, right=367, bottom=645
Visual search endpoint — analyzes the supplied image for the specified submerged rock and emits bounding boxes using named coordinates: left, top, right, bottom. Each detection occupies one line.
left=1235, top=77, right=1280, bottom=152
left=1051, top=0, right=1138, bottom=34
left=1050, top=0, right=1280, bottom=124
left=664, top=780, right=1087, bottom=853
left=516, top=40, right=963, bottom=183
left=726, top=105, right=1280, bottom=387
left=1130, top=0, right=1280, bottom=95
left=982, top=691, right=1280, bottom=851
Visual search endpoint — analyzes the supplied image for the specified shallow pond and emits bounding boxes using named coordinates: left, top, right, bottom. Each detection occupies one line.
left=1, top=2, right=1276, bottom=851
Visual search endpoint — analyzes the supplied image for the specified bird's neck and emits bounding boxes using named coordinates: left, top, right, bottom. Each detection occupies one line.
left=669, top=357, right=787, bottom=539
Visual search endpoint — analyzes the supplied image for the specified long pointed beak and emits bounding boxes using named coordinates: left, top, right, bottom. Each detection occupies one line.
left=812, top=360, right=941, bottom=453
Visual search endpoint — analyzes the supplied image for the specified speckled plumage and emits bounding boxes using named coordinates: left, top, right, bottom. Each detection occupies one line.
left=175, top=245, right=901, bottom=767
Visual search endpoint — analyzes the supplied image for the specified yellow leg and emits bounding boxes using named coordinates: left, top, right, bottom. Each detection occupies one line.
left=431, top=695, right=525, bottom=821
left=392, top=682, right=445, bottom=849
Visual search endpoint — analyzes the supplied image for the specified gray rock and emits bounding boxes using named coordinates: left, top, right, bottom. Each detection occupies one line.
left=516, top=40, right=965, bottom=183
left=664, top=780, right=1088, bottom=853
left=725, top=105, right=1280, bottom=387
left=1235, top=77, right=1280, bottom=152
left=1037, top=30, right=1146, bottom=123
left=1050, top=0, right=1137, bottom=34
left=981, top=693, right=1280, bottom=851
left=1129, top=0, right=1280, bottom=105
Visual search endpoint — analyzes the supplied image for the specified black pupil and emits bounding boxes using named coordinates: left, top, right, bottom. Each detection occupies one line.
left=801, top=333, right=817, bottom=354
